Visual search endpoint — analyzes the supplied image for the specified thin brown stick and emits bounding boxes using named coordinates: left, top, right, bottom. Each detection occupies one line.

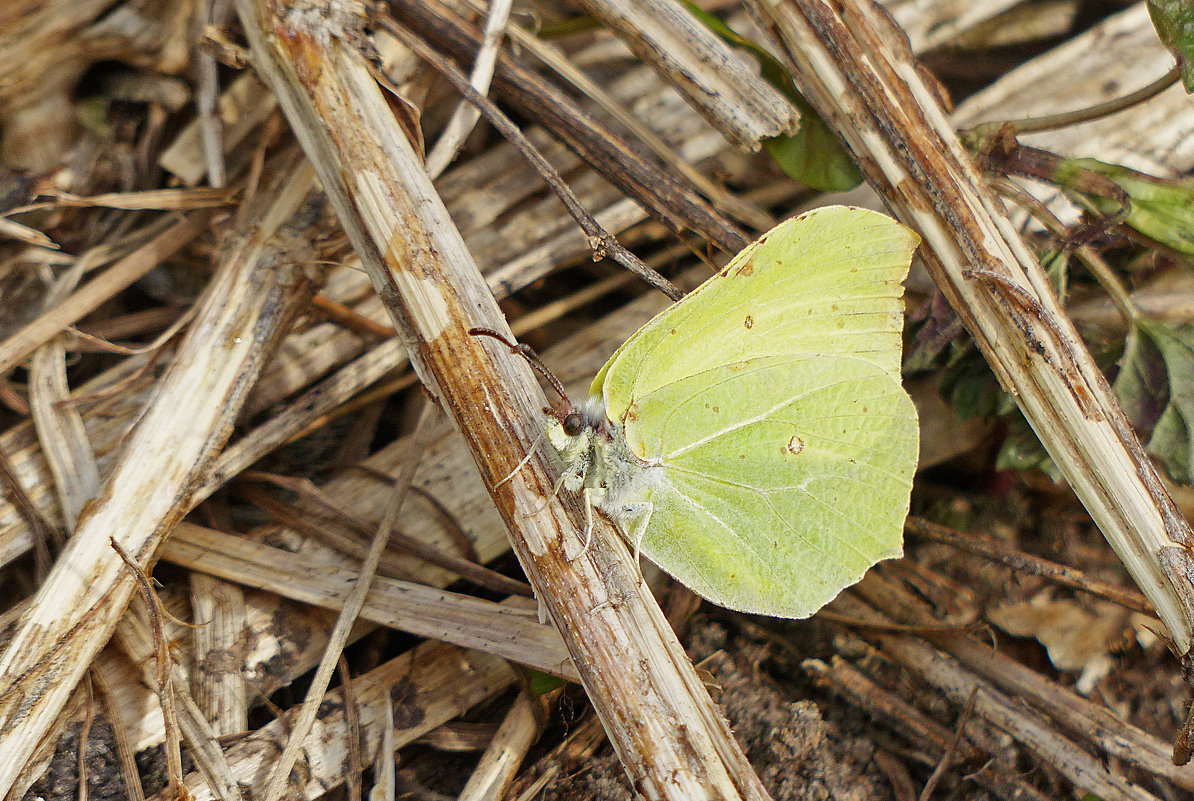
left=0, top=444, right=60, bottom=579
left=906, top=516, right=1153, bottom=616
left=919, top=687, right=978, bottom=801
left=968, top=64, right=1181, bottom=137
left=338, top=655, right=363, bottom=801
left=76, top=676, right=94, bottom=801
left=378, top=16, right=682, bottom=302
left=111, top=538, right=183, bottom=800
left=460, top=0, right=774, bottom=231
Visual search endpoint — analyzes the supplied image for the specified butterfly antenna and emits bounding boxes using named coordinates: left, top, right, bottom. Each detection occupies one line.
left=469, top=328, right=572, bottom=407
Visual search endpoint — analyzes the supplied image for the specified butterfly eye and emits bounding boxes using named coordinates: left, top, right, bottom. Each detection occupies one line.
left=562, top=412, right=585, bottom=437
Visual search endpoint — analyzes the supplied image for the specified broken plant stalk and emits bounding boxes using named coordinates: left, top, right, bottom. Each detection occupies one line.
left=233, top=1, right=771, bottom=799
left=749, top=0, right=1194, bottom=690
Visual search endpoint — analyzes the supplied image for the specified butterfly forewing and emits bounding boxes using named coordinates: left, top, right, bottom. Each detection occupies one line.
left=596, top=206, right=918, bottom=421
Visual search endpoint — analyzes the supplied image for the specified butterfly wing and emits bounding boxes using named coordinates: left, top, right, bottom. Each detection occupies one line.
left=595, top=205, right=919, bottom=419
left=618, top=354, right=917, bottom=617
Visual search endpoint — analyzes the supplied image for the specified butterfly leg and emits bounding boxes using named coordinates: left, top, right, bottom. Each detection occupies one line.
left=527, top=474, right=567, bottom=517
left=618, top=502, right=654, bottom=583
left=570, top=486, right=605, bottom=561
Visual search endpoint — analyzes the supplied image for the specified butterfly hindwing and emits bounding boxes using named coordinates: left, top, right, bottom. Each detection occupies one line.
left=619, top=354, right=918, bottom=617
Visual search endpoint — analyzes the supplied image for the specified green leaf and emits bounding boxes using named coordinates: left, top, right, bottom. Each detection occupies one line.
left=940, top=349, right=1016, bottom=422
left=1148, top=0, right=1194, bottom=92
left=995, top=414, right=1061, bottom=482
left=1115, top=324, right=1168, bottom=433
left=682, top=1, right=862, bottom=192
left=1055, top=157, right=1194, bottom=255
left=1114, top=319, right=1194, bottom=483
left=764, top=102, right=865, bottom=193
left=527, top=669, right=568, bottom=695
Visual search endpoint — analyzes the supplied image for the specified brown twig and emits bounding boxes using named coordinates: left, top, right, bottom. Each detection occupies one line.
left=337, top=654, right=363, bottom=801
left=111, top=537, right=183, bottom=800
left=919, top=687, right=977, bottom=801
left=233, top=2, right=771, bottom=798
left=377, top=15, right=682, bottom=302
left=967, top=64, right=1181, bottom=137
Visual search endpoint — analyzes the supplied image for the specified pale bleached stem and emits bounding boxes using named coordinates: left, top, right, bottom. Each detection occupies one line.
left=424, top=0, right=513, bottom=179
left=457, top=689, right=540, bottom=801
left=189, top=572, right=249, bottom=736
left=572, top=0, right=799, bottom=149
left=751, top=0, right=1194, bottom=663
left=163, top=521, right=577, bottom=679
left=0, top=164, right=323, bottom=795
left=29, top=249, right=102, bottom=533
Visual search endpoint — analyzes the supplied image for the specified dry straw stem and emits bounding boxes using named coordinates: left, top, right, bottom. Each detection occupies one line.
left=570, top=0, right=800, bottom=149
left=188, top=572, right=249, bottom=737
left=159, top=642, right=517, bottom=801
left=0, top=165, right=324, bottom=796
left=852, top=570, right=1194, bottom=792
left=457, top=688, right=541, bottom=801
left=750, top=0, right=1194, bottom=664
left=833, top=590, right=1159, bottom=801
left=164, top=522, right=576, bottom=678
left=233, top=1, right=769, bottom=799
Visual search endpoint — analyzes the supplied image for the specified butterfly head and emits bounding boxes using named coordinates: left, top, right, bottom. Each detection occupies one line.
left=545, top=395, right=609, bottom=492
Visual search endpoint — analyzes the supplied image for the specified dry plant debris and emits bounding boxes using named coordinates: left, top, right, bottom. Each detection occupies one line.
left=0, top=1, right=1193, bottom=800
